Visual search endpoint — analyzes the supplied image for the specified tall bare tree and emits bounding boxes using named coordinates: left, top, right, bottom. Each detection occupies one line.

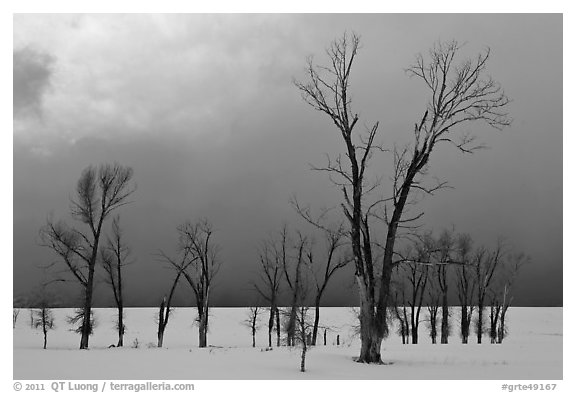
left=101, top=215, right=132, bottom=347
left=295, top=34, right=510, bottom=362
left=160, top=218, right=221, bottom=348
left=40, top=163, right=135, bottom=349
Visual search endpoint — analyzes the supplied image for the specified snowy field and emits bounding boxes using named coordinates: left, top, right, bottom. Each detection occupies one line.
left=13, top=307, right=562, bottom=380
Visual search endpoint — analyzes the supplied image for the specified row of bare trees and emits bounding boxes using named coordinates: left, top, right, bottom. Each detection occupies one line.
left=391, top=229, right=527, bottom=345
left=30, top=32, right=517, bottom=366
left=39, top=163, right=136, bottom=349
left=252, top=222, right=352, bottom=349
left=35, top=162, right=222, bottom=350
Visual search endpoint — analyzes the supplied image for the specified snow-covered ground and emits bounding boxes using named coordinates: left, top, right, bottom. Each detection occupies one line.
left=13, top=307, right=562, bottom=379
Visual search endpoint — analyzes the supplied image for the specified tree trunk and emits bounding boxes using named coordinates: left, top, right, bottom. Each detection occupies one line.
left=199, top=311, right=208, bottom=348
left=477, top=304, right=484, bottom=344
left=300, top=342, right=307, bottom=372
left=267, top=308, right=273, bottom=347
left=275, top=308, right=280, bottom=346
left=323, top=329, right=327, bottom=346
left=157, top=328, right=165, bottom=348
left=117, top=305, right=124, bottom=347
left=460, top=306, right=468, bottom=344
left=411, top=322, right=418, bottom=344
left=117, top=257, right=124, bottom=347
left=287, top=303, right=297, bottom=346
left=157, top=297, right=166, bottom=348
left=356, top=294, right=383, bottom=363
left=252, top=326, right=256, bottom=348
left=80, top=282, right=94, bottom=349
left=429, top=307, right=438, bottom=344
left=440, top=293, right=449, bottom=344
left=42, top=309, right=47, bottom=349
left=498, top=308, right=507, bottom=344
left=312, top=299, right=320, bottom=346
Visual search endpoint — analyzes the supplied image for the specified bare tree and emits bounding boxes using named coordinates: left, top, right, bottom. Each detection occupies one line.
left=67, top=307, right=97, bottom=336
left=475, top=239, right=505, bottom=343
left=243, top=306, right=263, bottom=348
left=454, top=233, right=476, bottom=343
left=13, top=294, right=28, bottom=329
left=282, top=230, right=310, bottom=347
left=32, top=299, right=56, bottom=350
left=160, top=219, right=221, bottom=348
left=253, top=233, right=284, bottom=347
left=426, top=272, right=441, bottom=344
left=295, top=305, right=313, bottom=372
left=156, top=268, right=184, bottom=348
left=40, top=163, right=135, bottom=349
left=392, top=283, right=410, bottom=345
left=495, top=252, right=528, bottom=343
left=435, top=229, right=454, bottom=344
left=29, top=277, right=57, bottom=349
left=101, top=215, right=132, bottom=347
left=488, top=291, right=502, bottom=344
left=404, top=244, right=430, bottom=345
left=13, top=309, right=20, bottom=329
left=295, top=32, right=384, bottom=362
left=295, top=34, right=510, bottom=362
left=291, top=207, right=351, bottom=345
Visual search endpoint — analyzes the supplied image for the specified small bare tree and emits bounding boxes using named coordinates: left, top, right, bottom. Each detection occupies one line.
left=495, top=252, right=528, bottom=343
left=101, top=215, right=133, bottom=347
left=67, top=307, right=97, bottom=336
left=33, top=304, right=55, bottom=350
left=40, top=163, right=135, bottom=349
left=392, top=283, right=410, bottom=345
left=295, top=305, right=313, bottom=372
left=475, top=239, right=505, bottom=343
left=29, top=279, right=57, bottom=349
left=13, top=295, right=28, bottom=329
left=160, top=219, right=221, bottom=348
left=291, top=201, right=352, bottom=346
left=156, top=268, right=184, bottom=348
left=282, top=230, right=310, bottom=347
left=488, top=291, right=502, bottom=344
left=13, top=309, right=20, bottom=329
left=243, top=306, right=263, bottom=347
left=401, top=238, right=432, bottom=345
left=253, top=233, right=284, bottom=347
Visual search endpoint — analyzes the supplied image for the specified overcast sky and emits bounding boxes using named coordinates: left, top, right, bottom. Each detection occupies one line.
left=13, top=14, right=562, bottom=307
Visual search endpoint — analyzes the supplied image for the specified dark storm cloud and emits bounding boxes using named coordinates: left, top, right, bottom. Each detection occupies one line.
left=13, top=47, right=55, bottom=118
left=13, top=14, right=562, bottom=307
